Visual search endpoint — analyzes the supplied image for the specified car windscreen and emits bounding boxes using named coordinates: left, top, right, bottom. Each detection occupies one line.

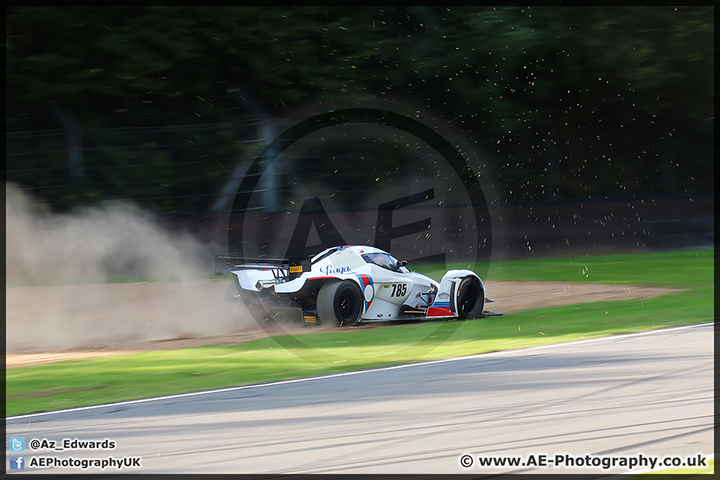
left=361, top=252, right=400, bottom=271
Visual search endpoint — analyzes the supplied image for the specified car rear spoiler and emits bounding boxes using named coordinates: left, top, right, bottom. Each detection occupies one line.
left=215, top=255, right=312, bottom=280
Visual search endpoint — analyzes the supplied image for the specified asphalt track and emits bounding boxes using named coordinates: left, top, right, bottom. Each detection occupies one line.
left=6, top=323, right=714, bottom=474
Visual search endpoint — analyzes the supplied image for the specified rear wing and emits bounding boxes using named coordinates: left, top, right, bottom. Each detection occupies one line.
left=215, top=255, right=312, bottom=280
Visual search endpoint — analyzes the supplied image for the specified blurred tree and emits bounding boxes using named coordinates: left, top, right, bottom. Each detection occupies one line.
left=5, top=6, right=713, bottom=212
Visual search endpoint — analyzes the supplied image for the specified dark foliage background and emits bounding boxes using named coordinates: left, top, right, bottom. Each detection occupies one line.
left=5, top=6, right=713, bottom=217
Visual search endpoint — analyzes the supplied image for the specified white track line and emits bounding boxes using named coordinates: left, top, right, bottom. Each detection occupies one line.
left=7, top=322, right=713, bottom=421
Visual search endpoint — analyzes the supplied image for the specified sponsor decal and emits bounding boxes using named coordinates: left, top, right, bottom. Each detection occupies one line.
left=289, top=265, right=303, bottom=273
left=356, top=274, right=375, bottom=307
left=319, top=265, right=352, bottom=276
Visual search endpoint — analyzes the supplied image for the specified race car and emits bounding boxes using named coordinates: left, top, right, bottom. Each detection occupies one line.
left=216, top=245, right=498, bottom=326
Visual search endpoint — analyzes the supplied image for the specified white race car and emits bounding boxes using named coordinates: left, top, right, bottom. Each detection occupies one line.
left=217, top=245, right=498, bottom=326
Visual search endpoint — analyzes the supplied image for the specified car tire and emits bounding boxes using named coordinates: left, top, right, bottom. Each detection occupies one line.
left=317, top=280, right=363, bottom=326
left=456, top=277, right=484, bottom=319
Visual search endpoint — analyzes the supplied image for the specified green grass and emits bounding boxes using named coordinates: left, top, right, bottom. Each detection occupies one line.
left=421, top=249, right=713, bottom=287
left=6, top=249, right=713, bottom=417
left=636, top=458, right=714, bottom=476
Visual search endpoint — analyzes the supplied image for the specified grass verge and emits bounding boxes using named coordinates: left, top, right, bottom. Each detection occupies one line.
left=6, top=249, right=713, bottom=417
left=635, top=458, right=714, bottom=476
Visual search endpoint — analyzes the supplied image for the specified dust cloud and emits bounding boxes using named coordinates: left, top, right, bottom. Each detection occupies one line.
left=5, top=183, right=256, bottom=353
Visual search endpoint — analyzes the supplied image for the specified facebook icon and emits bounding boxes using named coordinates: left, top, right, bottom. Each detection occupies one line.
left=9, top=455, right=25, bottom=470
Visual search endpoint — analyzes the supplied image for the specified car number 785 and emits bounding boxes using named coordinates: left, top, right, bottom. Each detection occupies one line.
left=390, top=283, right=408, bottom=297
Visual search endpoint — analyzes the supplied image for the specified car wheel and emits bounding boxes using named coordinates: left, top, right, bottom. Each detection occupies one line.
left=456, top=277, right=484, bottom=319
left=225, top=279, right=269, bottom=322
left=317, top=280, right=363, bottom=326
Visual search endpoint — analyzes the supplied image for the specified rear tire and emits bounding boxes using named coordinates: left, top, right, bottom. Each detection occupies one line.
left=317, top=280, right=363, bottom=326
left=456, top=277, right=484, bottom=319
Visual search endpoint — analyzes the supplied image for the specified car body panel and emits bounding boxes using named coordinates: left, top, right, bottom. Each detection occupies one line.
left=226, top=245, right=493, bottom=324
